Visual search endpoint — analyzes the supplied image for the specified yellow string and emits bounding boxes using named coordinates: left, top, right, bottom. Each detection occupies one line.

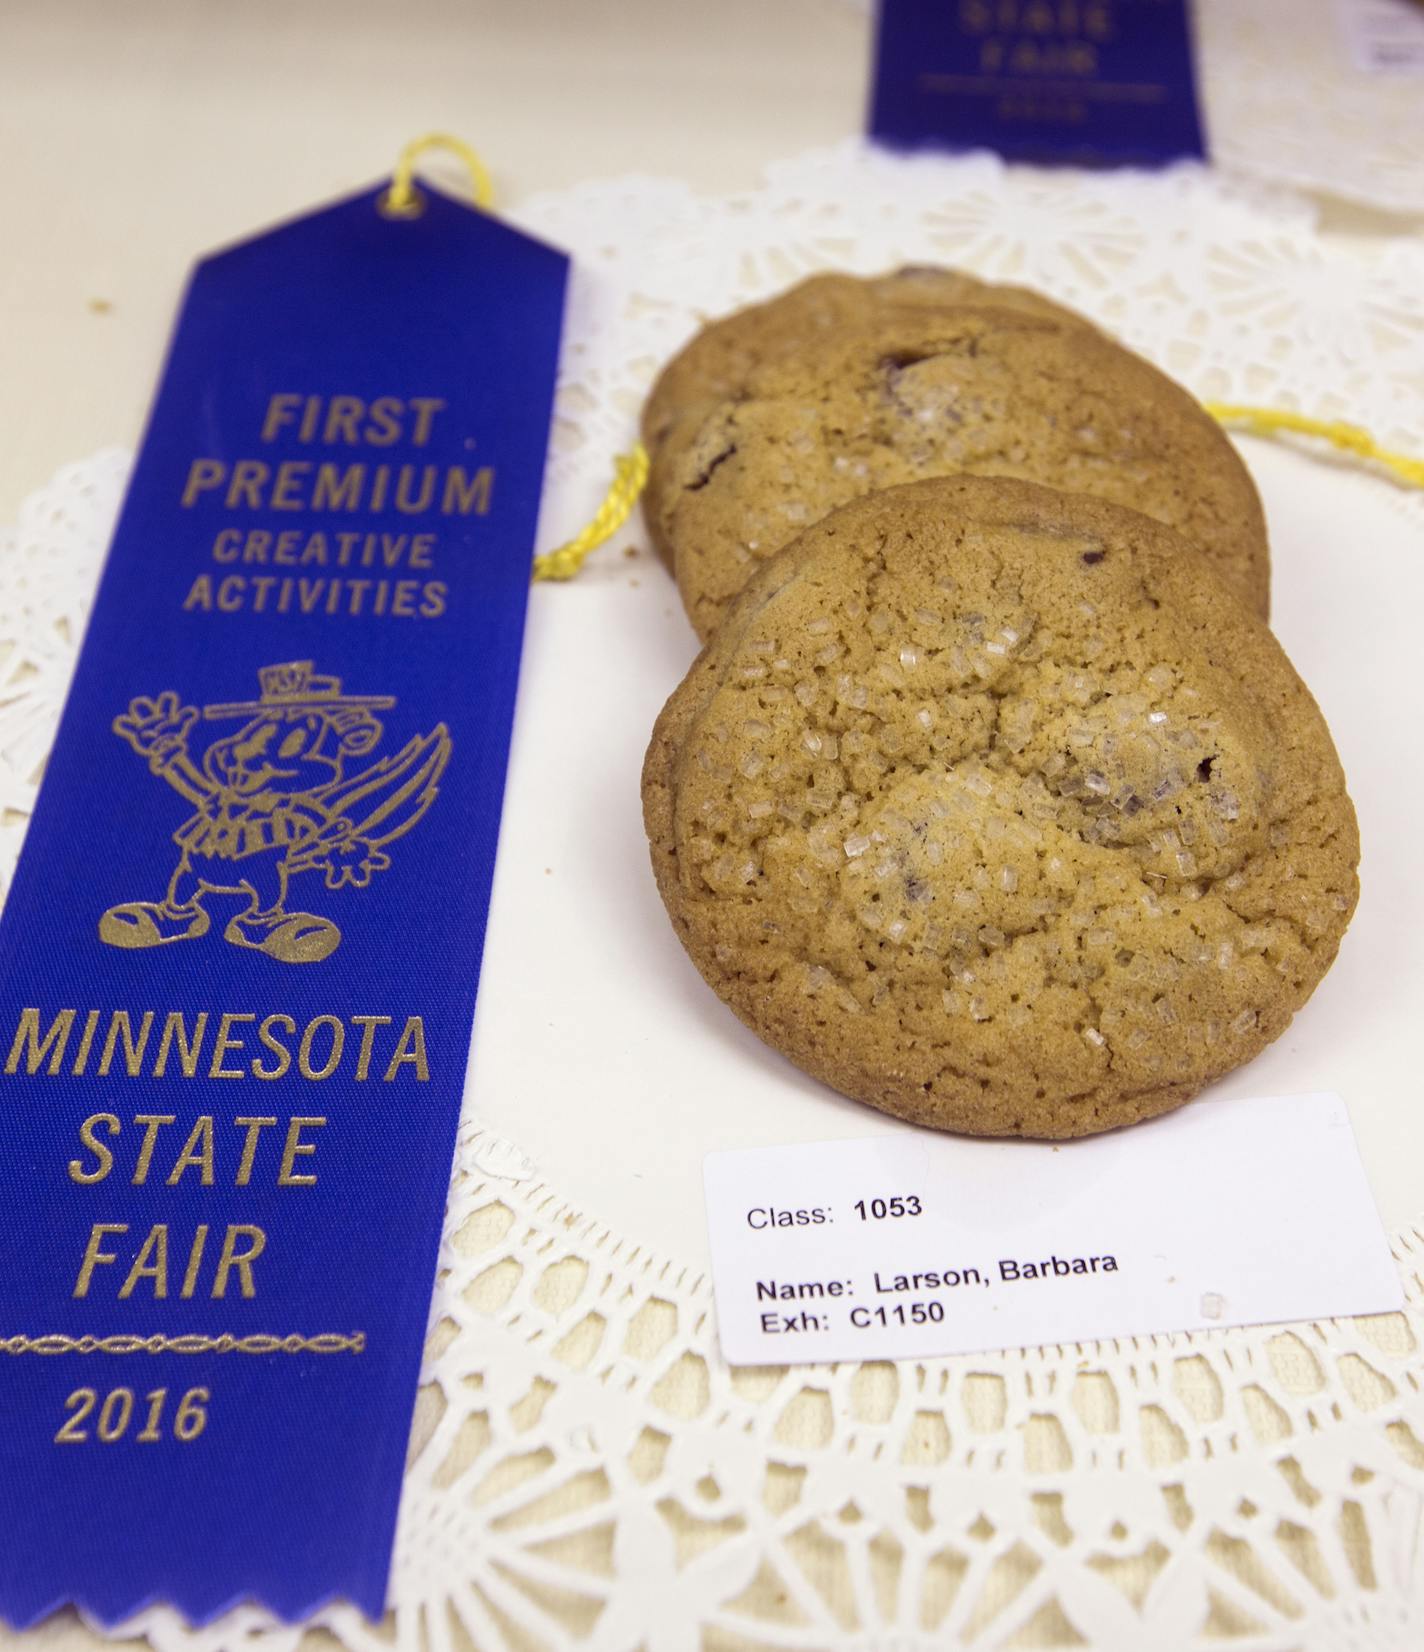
left=529, top=405, right=1424, bottom=586
left=533, top=443, right=650, bottom=582
left=1205, top=403, right=1424, bottom=489
left=380, top=132, right=495, bottom=218
left=528, top=405, right=1424, bottom=586
left=375, top=143, right=1422, bottom=582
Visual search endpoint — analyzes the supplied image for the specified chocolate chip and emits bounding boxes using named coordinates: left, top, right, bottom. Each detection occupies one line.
left=687, top=444, right=736, bottom=490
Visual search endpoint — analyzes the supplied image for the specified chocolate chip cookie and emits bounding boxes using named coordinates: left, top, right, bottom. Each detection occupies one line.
left=643, top=268, right=1087, bottom=456
left=653, top=308, right=1269, bottom=638
left=642, top=270, right=1090, bottom=571
left=643, top=477, right=1355, bottom=1138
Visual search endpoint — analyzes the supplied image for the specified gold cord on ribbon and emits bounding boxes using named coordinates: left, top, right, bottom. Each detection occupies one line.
left=377, top=136, right=1422, bottom=583
left=528, top=405, right=1424, bottom=586
left=533, top=443, right=650, bottom=582
left=1205, top=403, right=1424, bottom=489
left=378, top=132, right=650, bottom=581
left=380, top=132, right=495, bottom=218
left=529, top=407, right=1424, bottom=587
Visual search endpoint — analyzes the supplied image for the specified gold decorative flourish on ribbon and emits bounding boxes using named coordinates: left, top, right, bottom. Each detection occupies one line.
left=0, top=1331, right=366, bottom=1355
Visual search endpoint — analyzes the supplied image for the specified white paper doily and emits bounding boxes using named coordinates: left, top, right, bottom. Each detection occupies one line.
left=5, top=146, right=1424, bottom=1651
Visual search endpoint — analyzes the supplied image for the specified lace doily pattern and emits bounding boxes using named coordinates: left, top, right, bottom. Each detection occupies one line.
left=0, top=447, right=130, bottom=902
left=104, top=1126, right=1424, bottom=1651
left=522, top=143, right=1424, bottom=519
left=3, top=146, right=1423, bottom=1648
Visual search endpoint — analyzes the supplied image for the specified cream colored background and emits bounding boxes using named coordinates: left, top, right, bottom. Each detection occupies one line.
left=0, top=0, right=871, bottom=520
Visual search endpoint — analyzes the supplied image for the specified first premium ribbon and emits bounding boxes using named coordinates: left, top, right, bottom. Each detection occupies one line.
left=0, top=176, right=568, bottom=1623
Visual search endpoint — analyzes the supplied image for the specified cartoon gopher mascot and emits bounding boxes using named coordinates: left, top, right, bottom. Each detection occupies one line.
left=100, top=661, right=451, bottom=964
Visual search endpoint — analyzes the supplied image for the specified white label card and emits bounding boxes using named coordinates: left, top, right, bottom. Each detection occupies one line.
left=703, top=1094, right=1403, bottom=1366
left=1338, top=0, right=1424, bottom=73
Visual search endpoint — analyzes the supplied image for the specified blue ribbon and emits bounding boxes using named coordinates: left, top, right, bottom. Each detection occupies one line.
left=0, top=184, right=567, bottom=1624
left=870, top=0, right=1207, bottom=165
